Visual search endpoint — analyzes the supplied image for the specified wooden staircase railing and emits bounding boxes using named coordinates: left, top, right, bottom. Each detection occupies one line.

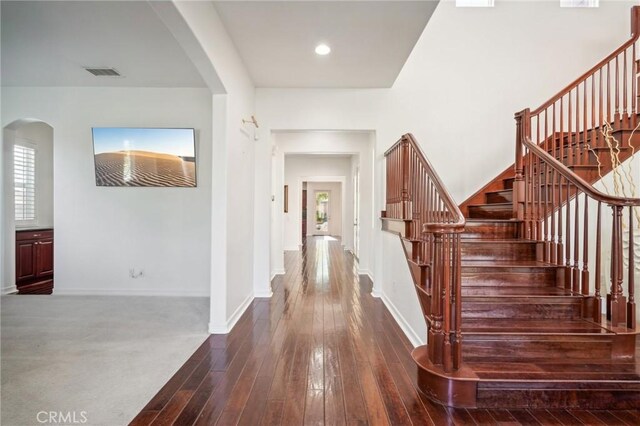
left=514, top=6, right=640, bottom=329
left=382, top=133, right=465, bottom=372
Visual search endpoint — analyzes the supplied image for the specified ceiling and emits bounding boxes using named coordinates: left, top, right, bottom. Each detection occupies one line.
left=1, top=1, right=206, bottom=87
left=213, top=1, right=438, bottom=88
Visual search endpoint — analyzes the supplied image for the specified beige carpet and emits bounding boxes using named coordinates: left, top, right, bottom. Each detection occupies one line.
left=1, top=295, right=209, bottom=425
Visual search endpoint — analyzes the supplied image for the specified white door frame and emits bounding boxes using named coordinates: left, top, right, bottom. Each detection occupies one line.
left=296, top=176, right=346, bottom=248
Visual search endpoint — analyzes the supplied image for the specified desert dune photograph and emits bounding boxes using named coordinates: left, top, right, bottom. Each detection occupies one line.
left=92, top=128, right=196, bottom=187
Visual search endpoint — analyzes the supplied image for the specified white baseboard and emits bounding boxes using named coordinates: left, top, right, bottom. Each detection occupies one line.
left=380, top=292, right=424, bottom=348
left=254, top=288, right=273, bottom=298
left=371, top=287, right=382, bottom=298
left=53, top=288, right=210, bottom=297
left=1, top=284, right=17, bottom=295
left=208, top=291, right=254, bottom=334
left=271, top=268, right=285, bottom=279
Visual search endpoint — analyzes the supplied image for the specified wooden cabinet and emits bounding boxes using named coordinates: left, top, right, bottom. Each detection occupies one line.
left=16, top=229, right=54, bottom=294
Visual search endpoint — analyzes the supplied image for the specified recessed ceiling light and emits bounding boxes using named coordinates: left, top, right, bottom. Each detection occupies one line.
left=315, top=44, right=331, bottom=56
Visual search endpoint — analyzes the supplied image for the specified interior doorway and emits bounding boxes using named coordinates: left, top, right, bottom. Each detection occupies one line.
left=353, top=166, right=360, bottom=259
left=301, top=187, right=307, bottom=241
left=314, top=190, right=331, bottom=236
left=2, top=119, right=54, bottom=295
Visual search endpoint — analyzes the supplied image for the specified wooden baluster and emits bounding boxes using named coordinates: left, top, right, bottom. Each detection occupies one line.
left=615, top=56, right=620, bottom=124
left=568, top=91, right=574, bottom=167
left=573, top=189, right=580, bottom=293
left=557, top=175, right=564, bottom=266
left=452, top=234, right=462, bottom=369
left=442, top=233, right=452, bottom=372
left=543, top=163, right=549, bottom=261
left=582, top=193, right=590, bottom=295
left=576, top=84, right=581, bottom=165
left=591, top=75, right=596, bottom=155
left=628, top=207, right=636, bottom=329
left=536, top=146, right=542, bottom=242
left=583, top=80, right=588, bottom=165
left=623, top=49, right=628, bottom=126
left=560, top=97, right=565, bottom=164
left=595, top=201, right=602, bottom=323
left=633, top=44, right=638, bottom=123
left=607, top=62, right=612, bottom=125
left=608, top=205, right=626, bottom=325
left=599, top=68, right=604, bottom=149
left=550, top=169, right=557, bottom=264
left=565, top=182, right=572, bottom=290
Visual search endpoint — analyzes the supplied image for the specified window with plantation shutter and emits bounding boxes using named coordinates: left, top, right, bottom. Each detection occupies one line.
left=14, top=144, right=36, bottom=222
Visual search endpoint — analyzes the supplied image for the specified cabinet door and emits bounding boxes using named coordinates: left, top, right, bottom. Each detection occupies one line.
left=35, top=239, right=54, bottom=277
left=16, top=240, right=36, bottom=281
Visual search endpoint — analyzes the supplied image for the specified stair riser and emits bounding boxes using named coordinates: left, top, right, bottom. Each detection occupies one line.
left=402, top=239, right=423, bottom=263
left=486, top=191, right=513, bottom=204
left=462, top=269, right=559, bottom=287
left=476, top=388, right=640, bottom=410
left=461, top=242, right=538, bottom=261
left=462, top=301, right=582, bottom=320
left=463, top=223, right=518, bottom=240
left=503, top=178, right=515, bottom=190
left=468, top=207, right=513, bottom=220
left=462, top=339, right=612, bottom=360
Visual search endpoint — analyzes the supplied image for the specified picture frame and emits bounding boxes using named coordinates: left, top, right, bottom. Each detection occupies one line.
left=284, top=185, right=289, bottom=213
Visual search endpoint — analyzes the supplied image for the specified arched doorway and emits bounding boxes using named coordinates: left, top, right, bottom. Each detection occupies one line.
left=2, top=119, right=54, bottom=294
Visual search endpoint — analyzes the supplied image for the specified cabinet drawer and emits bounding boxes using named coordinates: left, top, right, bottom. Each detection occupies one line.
left=16, top=230, right=53, bottom=241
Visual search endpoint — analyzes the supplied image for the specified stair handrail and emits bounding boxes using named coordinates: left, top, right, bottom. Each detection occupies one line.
left=383, top=133, right=465, bottom=373
left=517, top=132, right=638, bottom=329
left=384, top=133, right=466, bottom=233
left=523, top=136, right=640, bottom=206
left=531, top=5, right=640, bottom=116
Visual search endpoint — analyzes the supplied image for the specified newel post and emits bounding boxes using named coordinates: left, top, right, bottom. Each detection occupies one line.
left=400, top=137, right=412, bottom=220
left=631, top=5, right=640, bottom=39
left=607, top=205, right=627, bottom=326
left=514, top=109, right=530, bottom=236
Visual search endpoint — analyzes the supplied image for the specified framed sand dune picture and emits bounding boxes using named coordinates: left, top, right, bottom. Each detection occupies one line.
left=92, top=128, right=196, bottom=187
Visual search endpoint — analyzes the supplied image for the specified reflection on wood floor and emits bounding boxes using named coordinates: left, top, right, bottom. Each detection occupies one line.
left=131, top=237, right=640, bottom=425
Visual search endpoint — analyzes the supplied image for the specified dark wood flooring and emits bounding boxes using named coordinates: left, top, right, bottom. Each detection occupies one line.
left=131, top=237, right=640, bottom=425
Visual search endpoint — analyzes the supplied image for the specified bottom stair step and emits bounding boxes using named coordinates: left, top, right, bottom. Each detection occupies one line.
left=476, top=379, right=640, bottom=409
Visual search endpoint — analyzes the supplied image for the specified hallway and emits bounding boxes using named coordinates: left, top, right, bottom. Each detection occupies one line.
left=132, top=237, right=640, bottom=425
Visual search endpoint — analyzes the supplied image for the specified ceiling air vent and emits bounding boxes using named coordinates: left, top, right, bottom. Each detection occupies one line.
left=84, top=67, right=121, bottom=77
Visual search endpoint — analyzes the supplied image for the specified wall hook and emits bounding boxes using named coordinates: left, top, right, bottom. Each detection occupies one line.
left=242, top=115, right=259, bottom=128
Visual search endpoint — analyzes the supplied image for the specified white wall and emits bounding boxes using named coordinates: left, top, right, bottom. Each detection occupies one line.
left=283, top=155, right=352, bottom=250
left=257, top=0, right=638, bottom=344
left=1, top=87, right=213, bottom=297
left=269, top=131, right=375, bottom=279
left=166, top=1, right=260, bottom=332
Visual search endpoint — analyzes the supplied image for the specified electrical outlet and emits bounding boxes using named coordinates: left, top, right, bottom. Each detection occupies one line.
left=129, top=268, right=144, bottom=279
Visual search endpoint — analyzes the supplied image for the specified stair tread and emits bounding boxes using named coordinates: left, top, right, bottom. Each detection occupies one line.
left=462, top=260, right=556, bottom=268
left=462, top=318, right=612, bottom=334
left=462, top=239, right=537, bottom=244
left=465, top=219, right=520, bottom=223
left=462, top=287, right=576, bottom=296
left=469, top=203, right=512, bottom=209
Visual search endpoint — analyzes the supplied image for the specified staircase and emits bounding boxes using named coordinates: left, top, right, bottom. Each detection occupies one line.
left=382, top=6, right=640, bottom=410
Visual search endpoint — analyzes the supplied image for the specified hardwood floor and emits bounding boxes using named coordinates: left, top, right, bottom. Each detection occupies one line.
left=131, top=237, right=640, bottom=425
